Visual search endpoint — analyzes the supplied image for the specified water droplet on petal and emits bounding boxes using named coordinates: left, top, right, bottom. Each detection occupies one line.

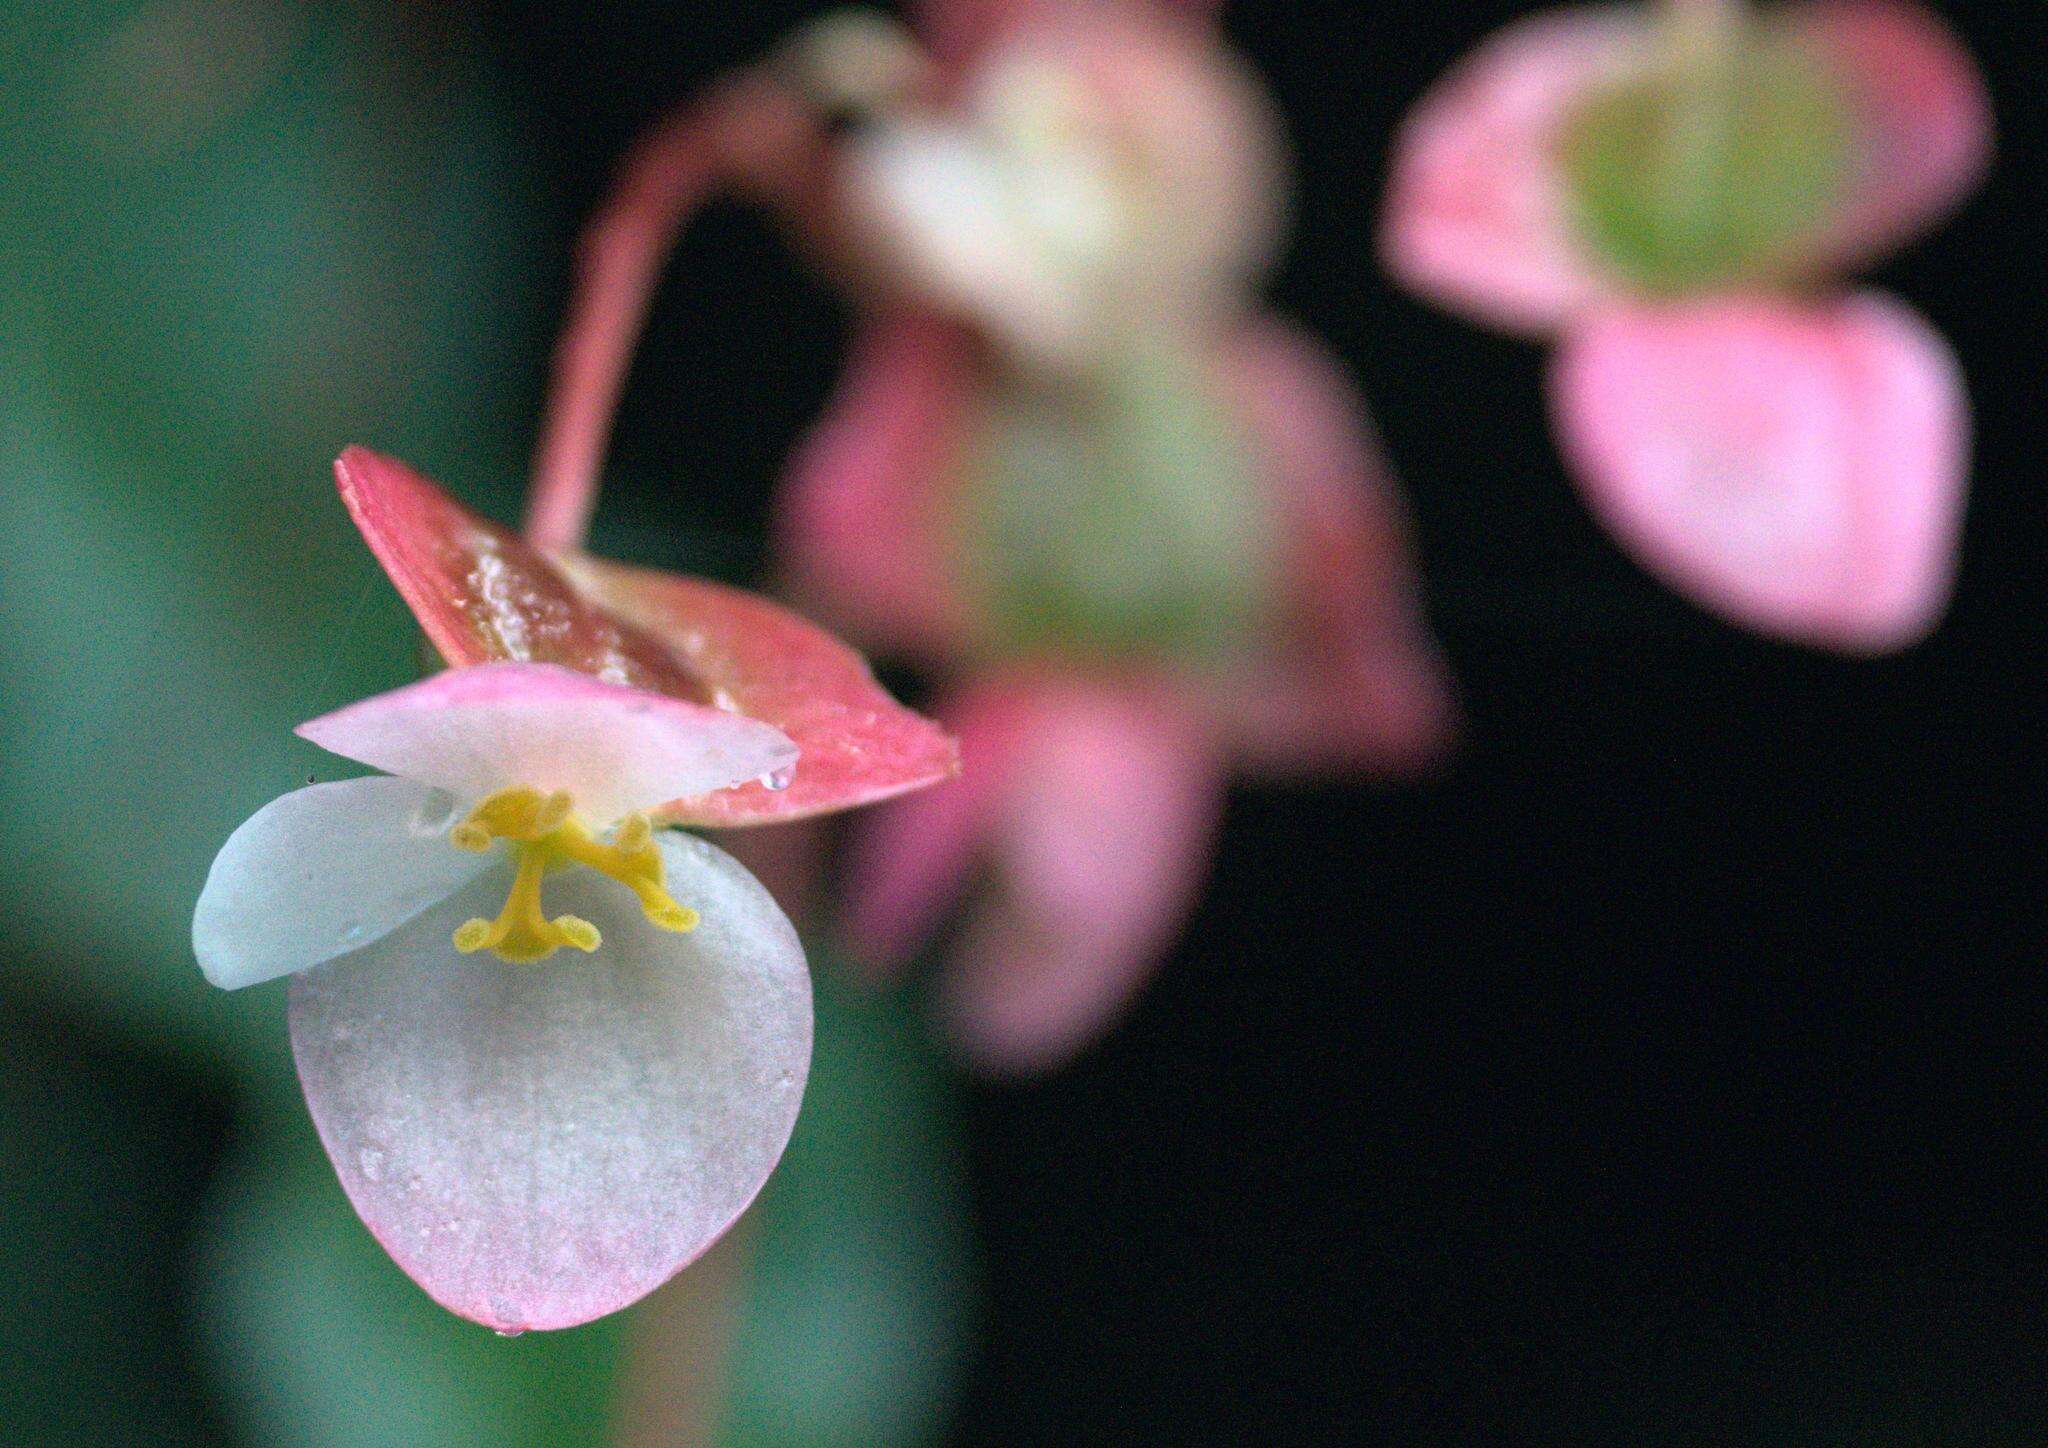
left=409, top=788, right=461, bottom=836
left=758, top=763, right=796, bottom=792
left=495, top=1328, right=525, bottom=1339
left=357, top=1147, right=385, bottom=1182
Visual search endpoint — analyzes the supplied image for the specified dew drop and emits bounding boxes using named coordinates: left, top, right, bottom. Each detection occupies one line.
left=409, top=788, right=461, bottom=836
left=495, top=1329, right=525, bottom=1339
left=357, top=1147, right=385, bottom=1182
left=758, top=763, right=796, bottom=792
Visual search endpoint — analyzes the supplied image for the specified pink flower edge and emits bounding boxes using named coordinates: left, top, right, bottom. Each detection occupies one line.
left=1379, top=5, right=1645, bottom=334
left=1550, top=290, right=1968, bottom=653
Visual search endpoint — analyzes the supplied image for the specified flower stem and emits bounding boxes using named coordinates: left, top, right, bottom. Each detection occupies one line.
left=524, top=75, right=824, bottom=554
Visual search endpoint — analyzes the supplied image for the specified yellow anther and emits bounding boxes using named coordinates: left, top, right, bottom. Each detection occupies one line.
left=645, top=899, right=701, bottom=933
left=553, top=915, right=601, bottom=952
left=446, top=792, right=697, bottom=963
left=613, top=813, right=653, bottom=854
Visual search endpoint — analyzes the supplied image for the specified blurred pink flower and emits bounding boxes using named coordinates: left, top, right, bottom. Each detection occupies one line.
left=526, top=0, right=1456, bottom=1074
left=1382, top=0, right=1988, bottom=651
left=195, top=450, right=956, bottom=1330
left=780, top=0, right=1455, bottom=1072
left=791, top=314, right=1454, bottom=1076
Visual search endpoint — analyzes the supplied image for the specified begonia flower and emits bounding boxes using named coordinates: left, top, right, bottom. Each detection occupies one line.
left=194, top=451, right=956, bottom=1332
left=195, top=662, right=806, bottom=1332
left=521, top=0, right=1457, bottom=1074
left=1382, top=0, right=1989, bottom=650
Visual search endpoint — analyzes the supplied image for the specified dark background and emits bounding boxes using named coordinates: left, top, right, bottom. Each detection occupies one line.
left=6, top=0, right=2041, bottom=1441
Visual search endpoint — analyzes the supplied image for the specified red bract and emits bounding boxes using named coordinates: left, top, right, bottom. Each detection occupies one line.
left=1382, top=0, right=1988, bottom=651
left=523, top=0, right=1455, bottom=1073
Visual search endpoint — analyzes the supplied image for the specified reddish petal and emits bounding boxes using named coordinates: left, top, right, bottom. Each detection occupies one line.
left=336, top=447, right=705, bottom=696
left=772, top=312, right=980, bottom=659
left=562, top=556, right=960, bottom=827
left=1551, top=292, right=1968, bottom=652
left=334, top=447, right=957, bottom=824
left=1791, top=0, right=1991, bottom=269
left=290, top=832, right=809, bottom=1332
left=1214, top=321, right=1458, bottom=777
left=934, top=672, right=1220, bottom=1076
left=1380, top=7, right=1642, bottom=333
left=837, top=679, right=1034, bottom=976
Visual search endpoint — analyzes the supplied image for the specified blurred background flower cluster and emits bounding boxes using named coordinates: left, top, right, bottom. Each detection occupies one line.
left=0, top=0, right=2036, bottom=1442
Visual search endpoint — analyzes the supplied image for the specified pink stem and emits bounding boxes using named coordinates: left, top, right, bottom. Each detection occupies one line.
left=525, top=76, right=821, bottom=553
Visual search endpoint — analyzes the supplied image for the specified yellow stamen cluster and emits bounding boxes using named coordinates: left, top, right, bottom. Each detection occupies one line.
left=447, top=786, right=698, bottom=963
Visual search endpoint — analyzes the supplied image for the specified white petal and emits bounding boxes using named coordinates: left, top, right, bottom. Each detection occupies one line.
left=295, top=661, right=798, bottom=824
left=848, top=120, right=1093, bottom=366
left=287, top=831, right=812, bottom=1331
left=193, top=778, right=488, bottom=990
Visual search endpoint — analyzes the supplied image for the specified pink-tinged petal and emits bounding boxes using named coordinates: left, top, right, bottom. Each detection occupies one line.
left=837, top=680, right=1036, bottom=976
left=1214, top=321, right=1458, bottom=777
left=772, top=313, right=980, bottom=659
left=1791, top=0, right=1991, bottom=268
left=561, top=556, right=960, bottom=828
left=1551, top=292, right=1967, bottom=652
left=335, top=447, right=956, bottom=824
left=935, top=673, right=1220, bottom=1076
left=1380, top=6, right=1644, bottom=333
left=296, top=662, right=796, bottom=824
left=290, top=831, right=809, bottom=1332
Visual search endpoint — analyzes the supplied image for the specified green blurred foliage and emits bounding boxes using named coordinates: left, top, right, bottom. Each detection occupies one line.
left=0, top=0, right=534, bottom=1084
left=724, top=964, right=973, bottom=1447
left=197, top=1106, right=629, bottom=1448
left=0, top=1007, right=227, bottom=1442
left=1559, top=33, right=1850, bottom=293
left=0, top=2, right=971, bottom=1441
